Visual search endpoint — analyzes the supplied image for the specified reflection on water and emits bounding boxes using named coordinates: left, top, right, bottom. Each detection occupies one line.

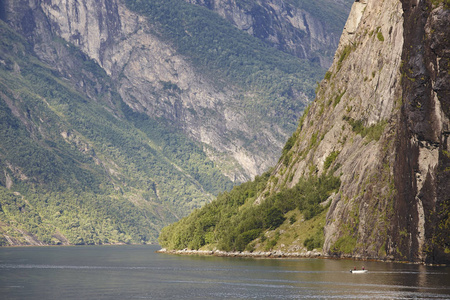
left=0, top=245, right=449, bottom=299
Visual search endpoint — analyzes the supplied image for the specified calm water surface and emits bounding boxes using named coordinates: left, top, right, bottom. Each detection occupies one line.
left=0, top=245, right=449, bottom=299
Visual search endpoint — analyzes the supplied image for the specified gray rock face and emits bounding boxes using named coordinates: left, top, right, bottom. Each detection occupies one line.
left=261, top=0, right=450, bottom=264
left=3, top=0, right=310, bottom=182
left=185, top=0, right=353, bottom=68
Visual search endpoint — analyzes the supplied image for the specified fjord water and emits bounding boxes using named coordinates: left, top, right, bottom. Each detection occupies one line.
left=1, top=245, right=449, bottom=299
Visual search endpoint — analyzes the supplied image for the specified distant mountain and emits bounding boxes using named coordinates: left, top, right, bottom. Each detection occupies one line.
left=159, top=0, right=450, bottom=264
left=0, top=0, right=350, bottom=245
left=185, top=0, right=353, bottom=67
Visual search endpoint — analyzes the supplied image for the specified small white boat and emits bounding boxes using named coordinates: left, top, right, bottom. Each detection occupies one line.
left=350, top=269, right=368, bottom=273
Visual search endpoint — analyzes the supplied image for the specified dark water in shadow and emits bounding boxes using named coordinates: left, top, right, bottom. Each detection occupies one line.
left=1, top=245, right=449, bottom=299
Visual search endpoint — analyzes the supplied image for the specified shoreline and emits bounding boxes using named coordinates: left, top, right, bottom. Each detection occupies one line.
left=2, top=244, right=447, bottom=266
left=156, top=248, right=449, bottom=266
left=157, top=248, right=326, bottom=259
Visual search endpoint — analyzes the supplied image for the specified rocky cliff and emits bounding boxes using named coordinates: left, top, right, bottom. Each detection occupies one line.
left=158, top=0, right=449, bottom=264
left=266, top=0, right=450, bottom=263
left=185, top=0, right=353, bottom=68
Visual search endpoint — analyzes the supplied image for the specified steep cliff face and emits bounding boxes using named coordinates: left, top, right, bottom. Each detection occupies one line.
left=185, top=0, right=353, bottom=67
left=395, top=0, right=450, bottom=264
left=265, top=0, right=449, bottom=263
left=156, top=0, right=449, bottom=263
left=2, top=0, right=315, bottom=182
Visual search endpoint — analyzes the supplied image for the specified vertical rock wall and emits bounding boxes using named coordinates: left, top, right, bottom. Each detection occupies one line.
left=260, top=0, right=449, bottom=263
left=394, top=0, right=450, bottom=263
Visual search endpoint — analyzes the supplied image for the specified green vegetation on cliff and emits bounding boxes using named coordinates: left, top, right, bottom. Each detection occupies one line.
left=159, top=171, right=340, bottom=251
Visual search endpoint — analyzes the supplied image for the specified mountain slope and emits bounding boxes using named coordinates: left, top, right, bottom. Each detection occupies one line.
left=3, top=0, right=325, bottom=182
left=0, top=0, right=349, bottom=245
left=0, top=19, right=231, bottom=245
left=159, top=0, right=450, bottom=264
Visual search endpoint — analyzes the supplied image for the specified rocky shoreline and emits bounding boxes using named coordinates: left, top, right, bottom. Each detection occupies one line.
left=156, top=248, right=449, bottom=266
left=157, top=248, right=324, bottom=258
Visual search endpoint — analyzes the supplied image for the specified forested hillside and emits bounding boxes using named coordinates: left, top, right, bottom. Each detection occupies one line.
left=159, top=169, right=340, bottom=252
left=0, top=19, right=231, bottom=245
left=0, top=0, right=351, bottom=246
